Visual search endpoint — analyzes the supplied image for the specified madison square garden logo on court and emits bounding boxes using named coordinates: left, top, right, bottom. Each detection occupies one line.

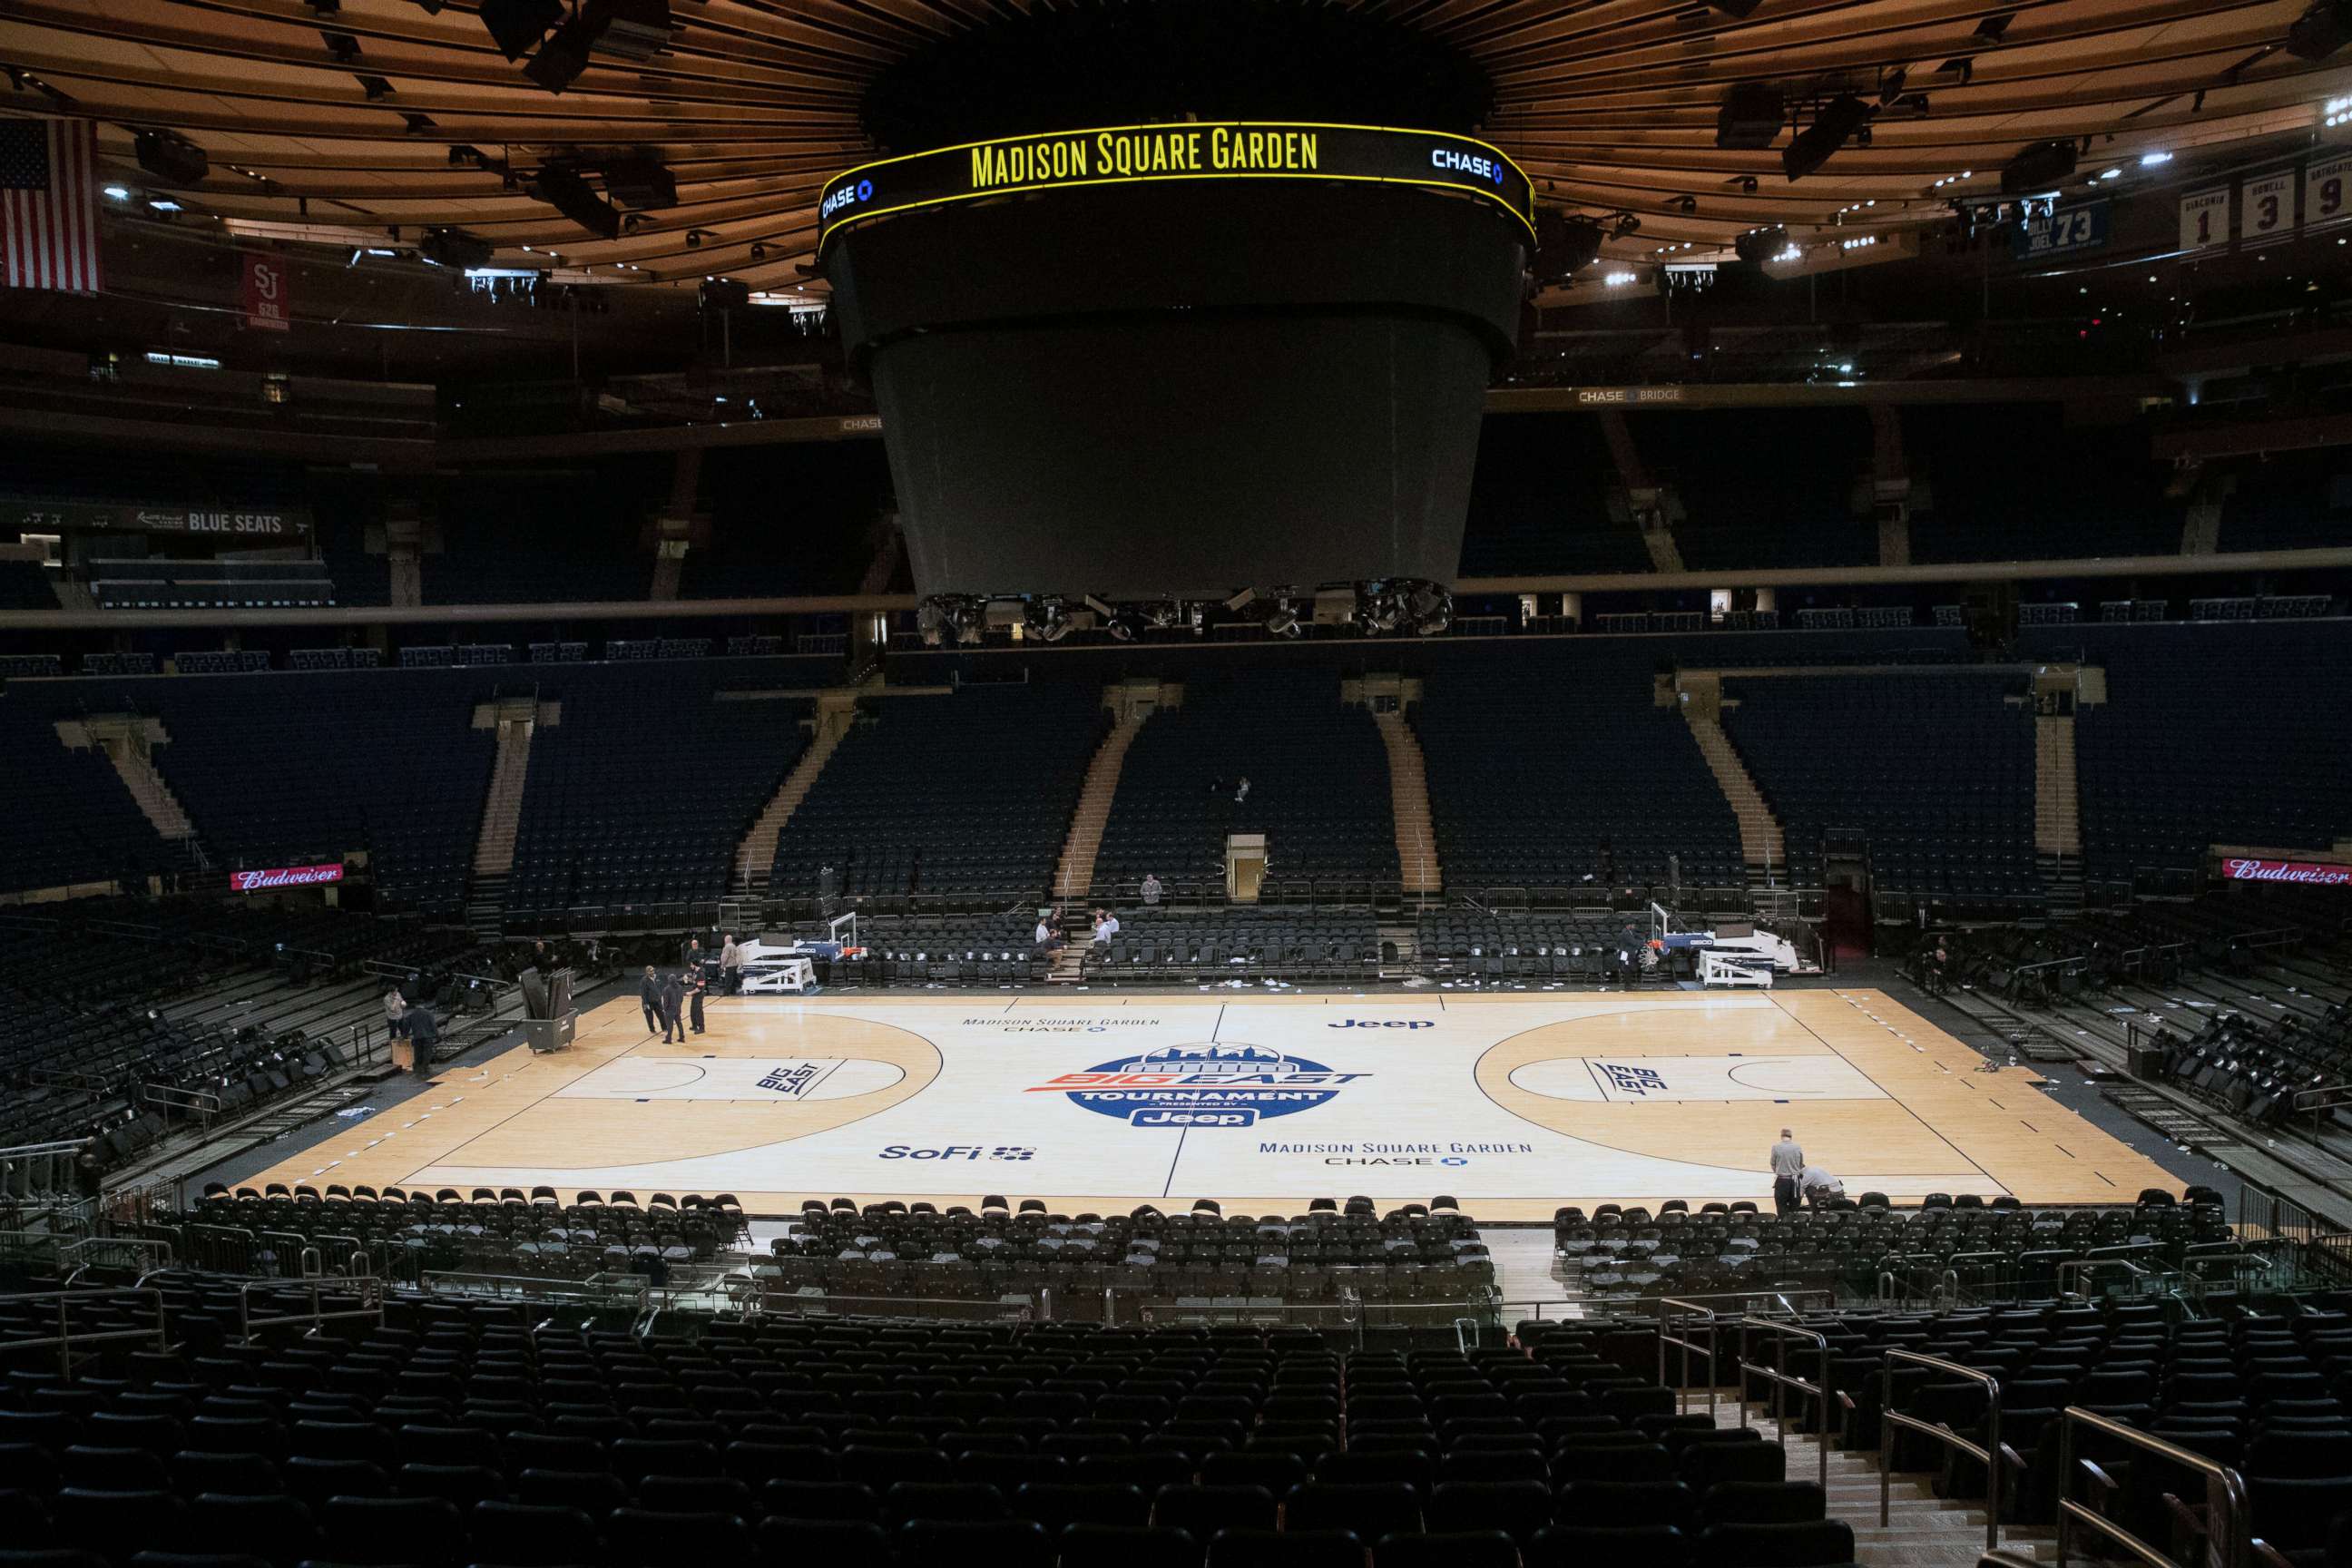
left=1027, top=1044, right=1370, bottom=1128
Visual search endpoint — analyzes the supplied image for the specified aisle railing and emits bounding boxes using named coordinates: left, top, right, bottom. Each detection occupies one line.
left=1881, top=1348, right=2003, bottom=1552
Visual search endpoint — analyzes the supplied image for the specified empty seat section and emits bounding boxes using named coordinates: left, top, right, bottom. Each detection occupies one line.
left=770, top=684, right=1110, bottom=899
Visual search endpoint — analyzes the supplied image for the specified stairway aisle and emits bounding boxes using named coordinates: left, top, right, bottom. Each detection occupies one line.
left=103, top=731, right=197, bottom=844
left=1053, top=710, right=1148, bottom=907
left=1714, top=1400, right=2057, bottom=1568
left=2033, top=712, right=2081, bottom=856
left=734, top=709, right=852, bottom=896
left=1371, top=709, right=1442, bottom=897
left=1683, top=707, right=1788, bottom=884
left=470, top=714, right=535, bottom=877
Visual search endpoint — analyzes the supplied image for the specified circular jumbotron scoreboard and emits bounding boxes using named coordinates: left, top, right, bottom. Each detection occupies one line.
left=817, top=121, right=1535, bottom=251
left=815, top=121, right=1534, bottom=600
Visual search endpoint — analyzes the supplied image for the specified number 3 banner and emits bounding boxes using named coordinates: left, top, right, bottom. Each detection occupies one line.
left=2308, top=156, right=2352, bottom=230
left=2242, top=172, right=2296, bottom=244
left=2180, top=187, right=2230, bottom=251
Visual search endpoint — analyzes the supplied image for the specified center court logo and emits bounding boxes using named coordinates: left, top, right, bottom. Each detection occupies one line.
left=1026, top=1044, right=1370, bottom=1129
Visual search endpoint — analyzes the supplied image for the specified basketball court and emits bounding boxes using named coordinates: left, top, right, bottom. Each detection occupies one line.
left=250, top=989, right=2179, bottom=1221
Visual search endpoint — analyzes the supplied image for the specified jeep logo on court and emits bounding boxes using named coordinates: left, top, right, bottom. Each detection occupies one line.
left=1328, top=1019, right=1432, bottom=1029
left=1025, top=1044, right=1369, bottom=1128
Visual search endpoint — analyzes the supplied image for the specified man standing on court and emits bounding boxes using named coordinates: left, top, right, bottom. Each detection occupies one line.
left=719, top=932, right=745, bottom=994
left=639, top=965, right=661, bottom=1034
left=659, top=969, right=686, bottom=1044
left=1769, top=1128, right=1806, bottom=1215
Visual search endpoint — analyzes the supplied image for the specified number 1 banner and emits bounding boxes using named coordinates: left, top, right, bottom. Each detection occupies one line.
left=2308, top=155, right=2352, bottom=230
left=2242, top=172, right=2296, bottom=245
left=2180, top=187, right=2230, bottom=251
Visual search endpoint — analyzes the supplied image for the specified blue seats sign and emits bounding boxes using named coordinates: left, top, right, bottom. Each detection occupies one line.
left=2011, top=201, right=2108, bottom=262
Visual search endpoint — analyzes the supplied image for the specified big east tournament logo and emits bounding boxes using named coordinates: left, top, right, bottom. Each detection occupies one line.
left=1027, top=1044, right=1368, bottom=1129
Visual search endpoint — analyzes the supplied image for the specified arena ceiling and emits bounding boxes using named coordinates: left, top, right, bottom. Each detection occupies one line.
left=2, top=0, right=2351, bottom=295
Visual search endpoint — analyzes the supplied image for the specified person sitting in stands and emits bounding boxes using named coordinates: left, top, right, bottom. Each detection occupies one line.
left=1093, top=907, right=1121, bottom=942
left=1234, top=776, right=1250, bottom=804
left=1034, top=913, right=1064, bottom=952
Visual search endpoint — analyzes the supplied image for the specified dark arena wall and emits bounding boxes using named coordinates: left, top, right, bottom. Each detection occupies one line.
left=825, top=172, right=1529, bottom=599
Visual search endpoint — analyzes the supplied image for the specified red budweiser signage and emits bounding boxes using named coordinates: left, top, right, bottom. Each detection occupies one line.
left=230, top=863, right=344, bottom=893
left=2222, top=858, right=2352, bottom=886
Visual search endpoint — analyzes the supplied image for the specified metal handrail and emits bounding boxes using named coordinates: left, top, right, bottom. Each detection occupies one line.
left=58, top=1234, right=172, bottom=1285
left=139, top=1083, right=222, bottom=1119
left=1881, top=1348, right=2004, bottom=1552
left=419, top=1269, right=654, bottom=1315
left=0, top=1287, right=169, bottom=1378
left=2057, top=1406, right=2248, bottom=1568
left=1659, top=1292, right=1836, bottom=1416
left=1739, top=1315, right=1831, bottom=1488
left=237, top=1276, right=385, bottom=1342
left=2057, top=1256, right=2148, bottom=1300
left=1938, top=1250, right=2015, bottom=1307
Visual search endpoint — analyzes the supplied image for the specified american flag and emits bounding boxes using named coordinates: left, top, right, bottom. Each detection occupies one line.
left=1, top=117, right=104, bottom=293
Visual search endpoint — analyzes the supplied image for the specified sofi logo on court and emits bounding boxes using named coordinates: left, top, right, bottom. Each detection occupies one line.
left=1027, top=1044, right=1369, bottom=1128
left=878, top=1145, right=1035, bottom=1161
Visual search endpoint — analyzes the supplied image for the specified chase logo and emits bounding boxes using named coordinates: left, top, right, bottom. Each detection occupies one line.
left=1027, top=1044, right=1369, bottom=1129
left=820, top=178, right=875, bottom=220
left=1431, top=147, right=1507, bottom=188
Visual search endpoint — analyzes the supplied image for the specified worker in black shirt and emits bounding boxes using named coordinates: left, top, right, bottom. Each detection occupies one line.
left=688, top=967, right=708, bottom=1036
left=659, top=970, right=687, bottom=1044
left=639, top=965, right=661, bottom=1034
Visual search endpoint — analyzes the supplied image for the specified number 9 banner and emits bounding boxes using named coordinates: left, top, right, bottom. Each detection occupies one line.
left=2308, top=155, right=2352, bottom=230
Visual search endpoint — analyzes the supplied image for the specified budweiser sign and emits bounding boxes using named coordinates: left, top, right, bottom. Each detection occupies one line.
left=2222, top=858, right=2352, bottom=887
left=230, top=863, right=345, bottom=893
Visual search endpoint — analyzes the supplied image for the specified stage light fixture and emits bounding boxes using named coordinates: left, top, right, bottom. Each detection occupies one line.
left=1783, top=93, right=1874, bottom=181
left=1407, top=583, right=1452, bottom=637
left=479, top=0, right=563, bottom=61
left=916, top=601, right=948, bottom=646
left=419, top=226, right=494, bottom=268
left=2290, top=0, right=2352, bottom=59
left=1534, top=211, right=1605, bottom=284
left=524, top=19, right=594, bottom=92
left=2001, top=139, right=2077, bottom=194
left=1734, top=225, right=1788, bottom=263
left=593, top=0, right=674, bottom=58
left=534, top=162, right=622, bottom=240
left=1717, top=83, right=1784, bottom=150
left=603, top=152, right=676, bottom=210
left=133, top=130, right=210, bottom=187
left=1265, top=603, right=1301, bottom=638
